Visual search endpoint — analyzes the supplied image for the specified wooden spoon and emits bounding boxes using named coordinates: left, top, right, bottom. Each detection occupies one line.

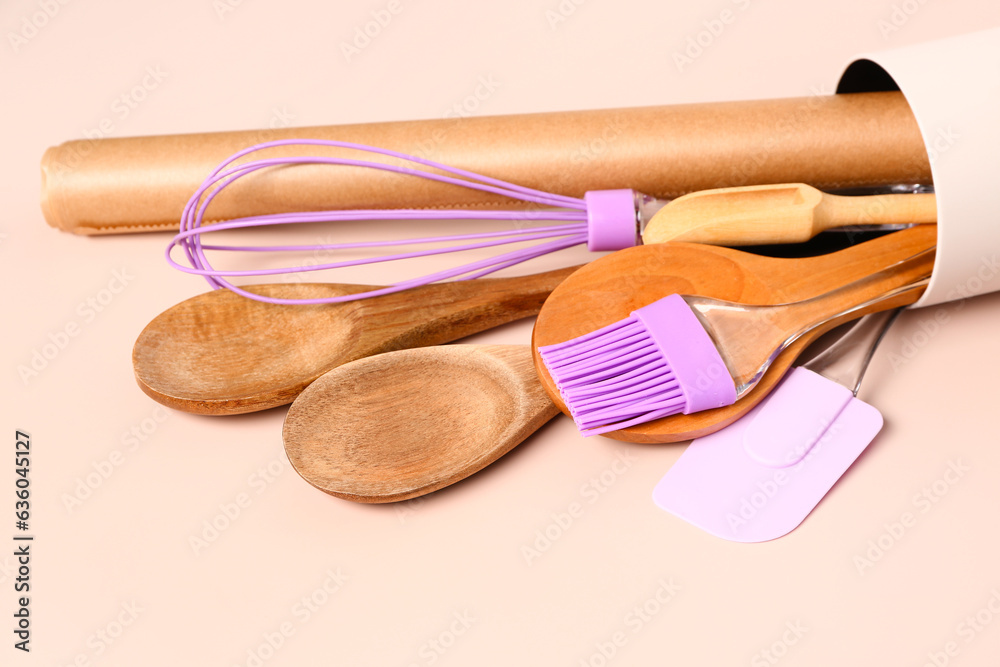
left=133, top=267, right=575, bottom=415
left=642, top=183, right=936, bottom=246
left=283, top=345, right=558, bottom=503
left=532, top=224, right=937, bottom=443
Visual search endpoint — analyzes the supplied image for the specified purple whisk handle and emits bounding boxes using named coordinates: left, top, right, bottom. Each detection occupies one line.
left=585, top=189, right=642, bottom=251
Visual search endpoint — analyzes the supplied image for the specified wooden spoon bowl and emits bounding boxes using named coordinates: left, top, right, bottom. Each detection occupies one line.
left=133, top=267, right=574, bottom=415
left=532, top=224, right=937, bottom=443
left=283, top=345, right=558, bottom=503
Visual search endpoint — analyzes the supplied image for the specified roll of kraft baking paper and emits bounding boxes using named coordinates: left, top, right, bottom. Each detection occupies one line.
left=833, top=27, right=1000, bottom=308
left=40, top=92, right=929, bottom=235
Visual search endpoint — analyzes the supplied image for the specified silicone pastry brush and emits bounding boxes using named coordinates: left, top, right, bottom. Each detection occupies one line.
left=531, top=224, right=935, bottom=442
left=537, top=244, right=933, bottom=436
left=167, top=140, right=935, bottom=304
left=652, top=309, right=900, bottom=542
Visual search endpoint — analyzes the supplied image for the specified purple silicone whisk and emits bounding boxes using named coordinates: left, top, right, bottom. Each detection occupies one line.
left=166, top=139, right=668, bottom=304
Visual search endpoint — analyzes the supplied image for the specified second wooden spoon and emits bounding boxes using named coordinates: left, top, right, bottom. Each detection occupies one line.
left=133, top=267, right=575, bottom=415
left=532, top=225, right=936, bottom=443
left=283, top=345, right=558, bottom=503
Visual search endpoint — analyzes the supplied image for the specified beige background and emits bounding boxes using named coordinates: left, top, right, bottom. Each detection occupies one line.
left=3, top=1, right=1000, bottom=665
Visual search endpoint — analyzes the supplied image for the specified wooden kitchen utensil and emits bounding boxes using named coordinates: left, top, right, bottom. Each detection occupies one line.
left=133, top=267, right=576, bottom=415
left=642, top=183, right=936, bottom=246
left=282, top=345, right=558, bottom=503
left=531, top=224, right=937, bottom=443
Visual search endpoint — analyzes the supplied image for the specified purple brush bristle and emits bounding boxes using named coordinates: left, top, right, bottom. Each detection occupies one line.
left=538, top=294, right=739, bottom=436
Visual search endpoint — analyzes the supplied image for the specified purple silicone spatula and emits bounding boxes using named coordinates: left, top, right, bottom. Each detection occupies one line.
left=652, top=309, right=901, bottom=543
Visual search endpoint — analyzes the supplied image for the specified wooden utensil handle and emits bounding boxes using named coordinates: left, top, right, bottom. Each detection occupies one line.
left=485, top=265, right=581, bottom=303
left=773, top=244, right=936, bottom=338
left=815, top=192, right=938, bottom=230
left=373, top=265, right=582, bottom=348
left=447, top=265, right=581, bottom=319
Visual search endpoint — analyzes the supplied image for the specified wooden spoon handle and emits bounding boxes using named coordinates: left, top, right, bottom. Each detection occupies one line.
left=358, top=265, right=582, bottom=351
left=437, top=264, right=581, bottom=320
left=814, top=192, right=938, bottom=231
left=475, top=265, right=583, bottom=313
left=768, top=244, right=935, bottom=343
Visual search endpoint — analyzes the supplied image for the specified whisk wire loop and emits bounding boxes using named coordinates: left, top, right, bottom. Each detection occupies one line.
left=166, top=139, right=625, bottom=304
